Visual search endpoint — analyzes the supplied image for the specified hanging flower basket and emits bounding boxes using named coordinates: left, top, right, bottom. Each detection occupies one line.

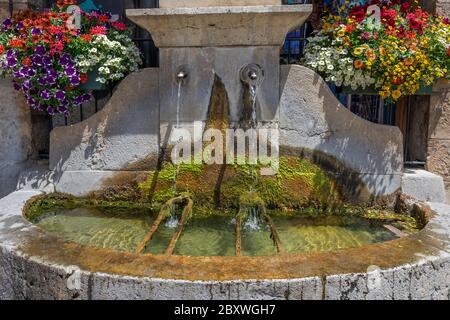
left=0, top=0, right=142, bottom=115
left=302, top=0, right=450, bottom=102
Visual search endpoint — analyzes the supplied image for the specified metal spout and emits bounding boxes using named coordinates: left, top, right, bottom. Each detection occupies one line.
left=249, top=71, right=258, bottom=81
left=177, top=71, right=188, bottom=81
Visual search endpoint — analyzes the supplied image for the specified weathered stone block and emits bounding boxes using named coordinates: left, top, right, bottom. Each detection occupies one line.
left=159, top=47, right=279, bottom=123
left=279, top=65, right=403, bottom=196
left=50, top=68, right=160, bottom=172
left=402, top=169, right=447, bottom=203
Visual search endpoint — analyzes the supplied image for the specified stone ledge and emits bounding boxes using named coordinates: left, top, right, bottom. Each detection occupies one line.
left=402, top=169, right=447, bottom=203
left=126, top=5, right=312, bottom=47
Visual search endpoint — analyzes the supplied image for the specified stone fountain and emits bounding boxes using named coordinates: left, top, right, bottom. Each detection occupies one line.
left=3, top=0, right=450, bottom=301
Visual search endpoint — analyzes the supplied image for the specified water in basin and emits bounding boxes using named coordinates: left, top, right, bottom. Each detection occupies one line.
left=34, top=207, right=398, bottom=256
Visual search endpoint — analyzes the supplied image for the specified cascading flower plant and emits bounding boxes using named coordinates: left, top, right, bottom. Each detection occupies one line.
left=303, top=0, right=450, bottom=101
left=0, top=0, right=141, bottom=115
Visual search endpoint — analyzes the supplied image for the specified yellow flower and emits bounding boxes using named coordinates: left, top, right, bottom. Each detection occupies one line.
left=353, top=47, right=364, bottom=56
left=337, top=29, right=345, bottom=37
left=392, top=90, right=402, bottom=100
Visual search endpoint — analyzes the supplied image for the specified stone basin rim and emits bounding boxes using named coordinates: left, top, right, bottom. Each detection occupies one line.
left=2, top=191, right=450, bottom=299
left=125, top=5, right=313, bottom=17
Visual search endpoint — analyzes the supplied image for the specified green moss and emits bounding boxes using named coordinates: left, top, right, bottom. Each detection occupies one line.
left=24, top=193, right=153, bottom=223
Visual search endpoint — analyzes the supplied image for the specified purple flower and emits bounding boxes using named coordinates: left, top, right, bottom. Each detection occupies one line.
left=27, top=68, right=36, bottom=77
left=6, top=49, right=17, bottom=59
left=82, top=94, right=91, bottom=102
left=55, top=90, right=65, bottom=101
left=70, top=76, right=80, bottom=86
left=31, top=55, right=43, bottom=66
left=42, top=56, right=52, bottom=66
left=60, top=54, right=74, bottom=66
left=15, top=22, right=24, bottom=31
left=57, top=105, right=68, bottom=114
left=27, top=97, right=37, bottom=108
left=31, top=28, right=41, bottom=36
left=46, top=75, right=56, bottom=86
left=13, top=70, right=23, bottom=78
left=64, top=67, right=76, bottom=76
left=2, top=18, right=12, bottom=29
left=35, top=46, right=46, bottom=55
left=74, top=95, right=84, bottom=105
left=13, top=83, right=21, bottom=91
left=7, top=56, right=17, bottom=68
left=46, top=106, right=56, bottom=115
left=22, top=80, right=31, bottom=91
left=40, top=90, right=51, bottom=100
left=38, top=77, right=47, bottom=86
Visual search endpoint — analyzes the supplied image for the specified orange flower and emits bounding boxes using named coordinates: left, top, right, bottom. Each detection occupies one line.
left=404, top=57, right=414, bottom=66
left=392, top=77, right=404, bottom=85
left=8, top=38, right=25, bottom=49
left=22, top=19, right=32, bottom=27
left=354, top=60, right=364, bottom=69
left=345, top=24, right=356, bottom=33
left=366, top=49, right=377, bottom=61
left=379, top=47, right=386, bottom=56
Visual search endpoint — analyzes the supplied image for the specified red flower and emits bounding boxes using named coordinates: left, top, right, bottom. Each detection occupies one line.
left=111, top=21, right=127, bottom=31
left=22, top=57, right=31, bottom=66
left=81, top=34, right=92, bottom=42
left=407, top=12, right=423, bottom=33
left=381, top=9, right=397, bottom=27
left=447, top=47, right=450, bottom=57
left=50, top=40, right=64, bottom=53
left=98, top=15, right=110, bottom=23
left=48, top=25, right=61, bottom=34
left=89, top=26, right=107, bottom=35
left=400, top=2, right=411, bottom=13
left=80, top=73, right=88, bottom=84
left=0, top=44, right=4, bottom=55
left=350, top=5, right=367, bottom=23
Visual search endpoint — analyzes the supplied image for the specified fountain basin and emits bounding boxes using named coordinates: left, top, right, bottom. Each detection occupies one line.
left=31, top=207, right=401, bottom=257
left=126, top=5, right=312, bottom=47
left=1, top=190, right=450, bottom=299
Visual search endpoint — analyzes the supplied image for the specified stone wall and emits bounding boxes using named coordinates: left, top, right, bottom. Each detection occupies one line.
left=427, top=0, right=450, bottom=203
left=0, top=0, right=34, bottom=199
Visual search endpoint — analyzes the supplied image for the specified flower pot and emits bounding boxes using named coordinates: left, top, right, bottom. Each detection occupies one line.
left=340, top=85, right=434, bottom=96
left=78, top=68, right=106, bottom=91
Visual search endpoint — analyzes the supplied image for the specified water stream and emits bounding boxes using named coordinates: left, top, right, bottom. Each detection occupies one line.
left=173, top=81, right=183, bottom=195
left=249, top=84, right=258, bottom=128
